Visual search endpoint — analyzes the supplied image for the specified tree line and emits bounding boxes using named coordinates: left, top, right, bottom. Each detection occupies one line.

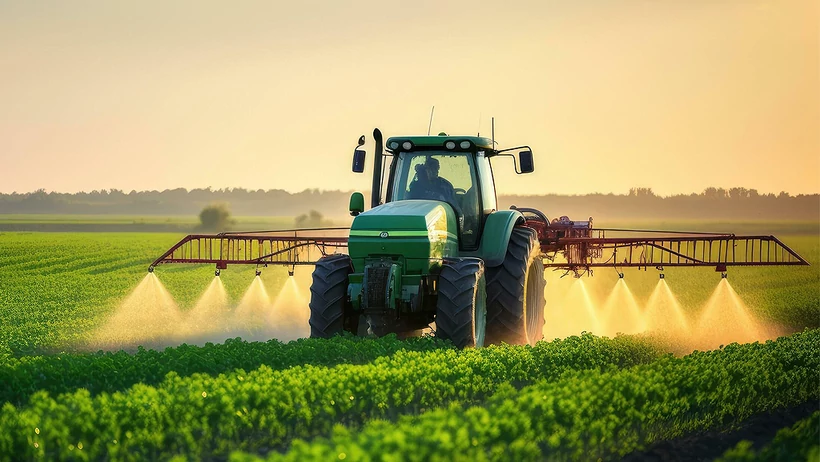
left=0, top=187, right=817, bottom=221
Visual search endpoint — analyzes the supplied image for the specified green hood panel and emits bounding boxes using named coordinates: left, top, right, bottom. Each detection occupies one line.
left=348, top=200, right=459, bottom=273
left=351, top=200, right=456, bottom=232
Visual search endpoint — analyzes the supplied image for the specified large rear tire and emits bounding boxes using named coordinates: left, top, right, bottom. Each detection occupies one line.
left=308, top=254, right=353, bottom=338
left=485, top=227, right=546, bottom=345
left=435, top=258, right=487, bottom=348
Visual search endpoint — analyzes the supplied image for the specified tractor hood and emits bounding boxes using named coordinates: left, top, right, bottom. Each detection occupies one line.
left=348, top=200, right=459, bottom=273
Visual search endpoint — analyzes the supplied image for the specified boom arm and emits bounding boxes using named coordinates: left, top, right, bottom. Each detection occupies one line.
left=528, top=218, right=808, bottom=274
left=148, top=228, right=348, bottom=272
left=544, top=232, right=807, bottom=270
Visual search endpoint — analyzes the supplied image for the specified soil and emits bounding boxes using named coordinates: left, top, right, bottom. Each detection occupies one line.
left=620, top=401, right=819, bottom=461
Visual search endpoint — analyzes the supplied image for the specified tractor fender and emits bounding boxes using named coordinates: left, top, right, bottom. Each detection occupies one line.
left=474, top=210, right=525, bottom=267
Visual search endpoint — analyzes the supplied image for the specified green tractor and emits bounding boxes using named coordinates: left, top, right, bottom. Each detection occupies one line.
left=308, top=129, right=546, bottom=347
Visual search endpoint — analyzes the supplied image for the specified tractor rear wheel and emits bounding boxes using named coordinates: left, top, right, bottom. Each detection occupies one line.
left=485, top=227, right=546, bottom=345
left=309, top=254, right=353, bottom=338
left=435, top=258, right=487, bottom=348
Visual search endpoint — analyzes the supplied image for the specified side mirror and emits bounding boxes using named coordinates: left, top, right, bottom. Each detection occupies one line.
left=519, top=150, right=534, bottom=173
left=357, top=135, right=365, bottom=147
left=349, top=192, right=365, bottom=216
left=352, top=149, right=366, bottom=173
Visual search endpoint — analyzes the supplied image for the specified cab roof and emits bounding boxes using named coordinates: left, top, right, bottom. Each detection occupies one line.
left=385, top=135, right=496, bottom=155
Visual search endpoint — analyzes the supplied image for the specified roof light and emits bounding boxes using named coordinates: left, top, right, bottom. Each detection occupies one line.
left=445, top=141, right=456, bottom=150
left=388, top=141, right=400, bottom=150
left=459, top=140, right=471, bottom=149
left=402, top=141, right=413, bottom=150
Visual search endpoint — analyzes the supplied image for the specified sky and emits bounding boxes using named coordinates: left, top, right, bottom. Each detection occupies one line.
left=0, top=0, right=817, bottom=196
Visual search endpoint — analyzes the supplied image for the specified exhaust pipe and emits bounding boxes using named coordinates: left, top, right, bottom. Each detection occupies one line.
left=371, top=128, right=383, bottom=208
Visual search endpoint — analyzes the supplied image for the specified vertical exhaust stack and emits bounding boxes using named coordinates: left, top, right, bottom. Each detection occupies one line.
left=371, top=128, right=383, bottom=209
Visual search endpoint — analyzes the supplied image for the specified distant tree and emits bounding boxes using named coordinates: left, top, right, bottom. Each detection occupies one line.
left=295, top=210, right=332, bottom=228
left=702, top=187, right=728, bottom=199
left=628, top=187, right=656, bottom=197
left=198, top=203, right=232, bottom=231
left=729, top=187, right=750, bottom=199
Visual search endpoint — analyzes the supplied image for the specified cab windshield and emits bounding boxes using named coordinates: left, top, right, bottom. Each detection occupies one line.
left=390, top=152, right=480, bottom=248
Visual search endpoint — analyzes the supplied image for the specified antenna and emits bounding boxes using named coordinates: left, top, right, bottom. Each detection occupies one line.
left=477, top=113, right=482, bottom=137
left=491, top=117, right=495, bottom=147
left=427, top=106, right=435, bottom=135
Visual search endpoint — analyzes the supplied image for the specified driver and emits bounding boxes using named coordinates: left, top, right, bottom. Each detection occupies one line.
left=408, top=157, right=456, bottom=202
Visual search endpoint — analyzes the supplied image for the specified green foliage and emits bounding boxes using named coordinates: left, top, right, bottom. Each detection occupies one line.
left=717, top=411, right=820, bottom=462
left=0, top=335, right=450, bottom=407
left=0, top=233, right=290, bottom=355
left=0, top=333, right=663, bottom=460
left=198, top=203, right=232, bottom=231
left=232, top=330, right=819, bottom=462
left=0, top=229, right=817, bottom=460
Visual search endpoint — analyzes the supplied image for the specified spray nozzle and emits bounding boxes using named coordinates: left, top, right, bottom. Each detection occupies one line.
left=618, top=272, right=624, bottom=279
left=659, top=273, right=665, bottom=279
left=148, top=266, right=154, bottom=273
left=721, top=272, right=728, bottom=279
left=288, top=270, right=295, bottom=277
left=255, top=269, right=262, bottom=277
left=215, top=269, right=221, bottom=277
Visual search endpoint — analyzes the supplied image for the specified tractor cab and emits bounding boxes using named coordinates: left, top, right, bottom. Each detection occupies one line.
left=351, top=133, right=534, bottom=250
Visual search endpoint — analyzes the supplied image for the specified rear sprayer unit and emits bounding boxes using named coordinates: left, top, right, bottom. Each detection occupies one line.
left=150, top=128, right=808, bottom=347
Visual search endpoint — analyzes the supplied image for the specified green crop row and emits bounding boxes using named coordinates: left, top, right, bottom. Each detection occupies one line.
left=228, top=329, right=819, bottom=462
left=716, top=411, right=819, bottom=462
left=0, top=233, right=293, bottom=355
left=0, top=334, right=663, bottom=461
left=0, top=335, right=451, bottom=407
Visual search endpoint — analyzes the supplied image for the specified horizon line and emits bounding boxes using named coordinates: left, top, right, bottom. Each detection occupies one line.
left=2, top=186, right=818, bottom=199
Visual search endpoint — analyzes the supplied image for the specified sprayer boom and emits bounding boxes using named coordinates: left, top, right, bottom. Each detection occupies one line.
left=536, top=227, right=808, bottom=274
left=149, top=224, right=807, bottom=277
left=148, top=228, right=349, bottom=272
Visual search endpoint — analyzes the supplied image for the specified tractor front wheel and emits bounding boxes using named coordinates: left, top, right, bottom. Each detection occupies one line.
left=485, top=227, right=546, bottom=345
left=309, top=254, right=353, bottom=338
left=435, top=258, right=487, bottom=348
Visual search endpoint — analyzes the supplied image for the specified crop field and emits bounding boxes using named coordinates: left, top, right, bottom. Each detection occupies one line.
left=0, top=215, right=306, bottom=233
left=0, top=224, right=818, bottom=460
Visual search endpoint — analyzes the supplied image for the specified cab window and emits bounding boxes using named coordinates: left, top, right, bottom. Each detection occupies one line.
left=391, top=152, right=480, bottom=249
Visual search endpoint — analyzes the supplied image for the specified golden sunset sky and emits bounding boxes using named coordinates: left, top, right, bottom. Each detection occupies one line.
left=0, top=0, right=817, bottom=196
